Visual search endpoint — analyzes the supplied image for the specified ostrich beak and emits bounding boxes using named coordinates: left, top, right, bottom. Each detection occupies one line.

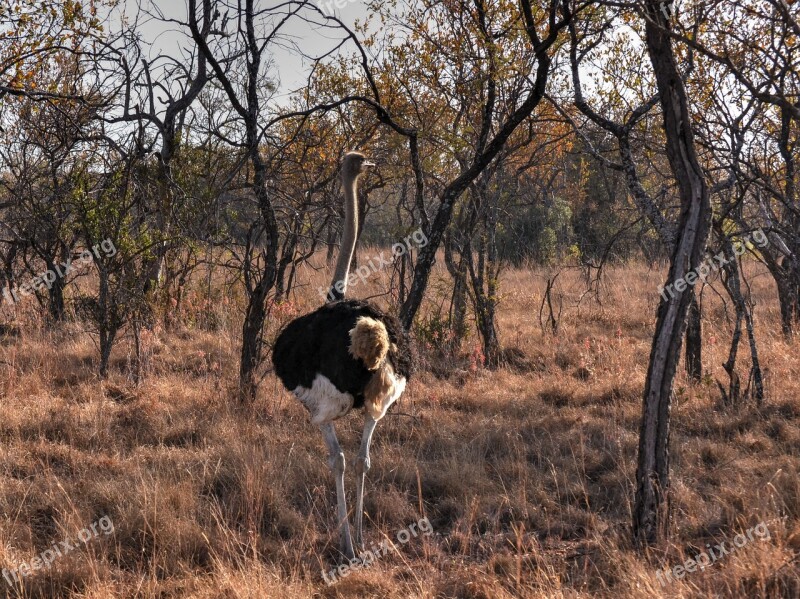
left=363, top=160, right=376, bottom=167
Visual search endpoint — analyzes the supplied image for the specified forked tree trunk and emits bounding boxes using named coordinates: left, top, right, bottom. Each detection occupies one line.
left=718, top=234, right=764, bottom=405
left=469, top=190, right=501, bottom=367
left=468, top=230, right=501, bottom=367
left=443, top=231, right=469, bottom=353
left=633, top=0, right=712, bottom=547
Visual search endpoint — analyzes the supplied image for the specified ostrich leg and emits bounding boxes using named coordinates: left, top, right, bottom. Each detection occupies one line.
left=354, top=415, right=378, bottom=549
left=321, top=423, right=355, bottom=560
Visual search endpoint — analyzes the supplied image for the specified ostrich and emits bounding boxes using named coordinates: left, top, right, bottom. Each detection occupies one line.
left=272, top=152, right=414, bottom=560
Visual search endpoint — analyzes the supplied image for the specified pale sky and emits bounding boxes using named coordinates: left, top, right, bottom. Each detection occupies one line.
left=120, top=0, right=375, bottom=101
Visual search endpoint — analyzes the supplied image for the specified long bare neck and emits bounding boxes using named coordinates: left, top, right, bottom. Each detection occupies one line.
left=328, top=170, right=359, bottom=301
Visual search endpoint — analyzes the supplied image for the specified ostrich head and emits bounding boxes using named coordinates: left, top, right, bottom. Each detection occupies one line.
left=341, top=151, right=375, bottom=181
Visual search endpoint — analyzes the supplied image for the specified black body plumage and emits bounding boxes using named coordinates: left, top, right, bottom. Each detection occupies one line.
left=272, top=300, right=414, bottom=410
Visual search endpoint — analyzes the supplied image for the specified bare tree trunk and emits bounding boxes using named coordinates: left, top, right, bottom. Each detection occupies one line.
left=739, top=261, right=765, bottom=404
left=465, top=181, right=501, bottom=367
left=633, top=0, right=712, bottom=547
left=776, top=271, right=798, bottom=338
left=239, top=276, right=270, bottom=399
left=443, top=231, right=469, bottom=353
left=685, top=295, right=702, bottom=382
left=467, top=229, right=501, bottom=367
left=141, top=165, right=172, bottom=297
left=719, top=236, right=744, bottom=406
left=715, top=227, right=765, bottom=405
left=43, top=251, right=68, bottom=322
left=238, top=157, right=279, bottom=402
left=48, top=274, right=66, bottom=322
left=97, top=267, right=121, bottom=379
left=777, top=104, right=800, bottom=337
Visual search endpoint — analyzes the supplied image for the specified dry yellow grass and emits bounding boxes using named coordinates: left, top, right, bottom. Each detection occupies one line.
left=0, top=253, right=797, bottom=598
